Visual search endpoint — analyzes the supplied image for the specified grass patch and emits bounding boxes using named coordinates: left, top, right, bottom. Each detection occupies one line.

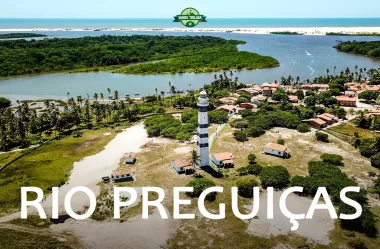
left=9, top=215, right=52, bottom=228
left=329, top=123, right=375, bottom=139
left=0, top=151, right=23, bottom=167
left=0, top=127, right=119, bottom=216
left=0, top=228, right=72, bottom=249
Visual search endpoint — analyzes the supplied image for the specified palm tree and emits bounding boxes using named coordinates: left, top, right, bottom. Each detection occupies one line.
left=160, top=91, right=165, bottom=102
left=94, top=93, right=98, bottom=101
left=326, top=69, right=329, bottom=76
left=189, top=150, right=200, bottom=172
left=67, top=92, right=70, bottom=101
left=76, top=96, right=83, bottom=109
left=114, top=90, right=119, bottom=103
left=100, top=93, right=104, bottom=104
left=333, top=66, right=336, bottom=76
left=107, top=88, right=111, bottom=103
left=155, top=88, right=158, bottom=96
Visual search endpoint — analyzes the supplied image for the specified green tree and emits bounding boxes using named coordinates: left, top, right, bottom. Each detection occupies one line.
left=248, top=153, right=256, bottom=164
left=260, top=166, right=290, bottom=189
left=236, top=177, right=260, bottom=198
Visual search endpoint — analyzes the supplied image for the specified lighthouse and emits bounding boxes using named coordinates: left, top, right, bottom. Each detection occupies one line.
left=197, top=90, right=210, bottom=167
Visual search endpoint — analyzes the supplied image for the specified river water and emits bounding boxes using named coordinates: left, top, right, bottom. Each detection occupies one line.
left=1, top=31, right=380, bottom=103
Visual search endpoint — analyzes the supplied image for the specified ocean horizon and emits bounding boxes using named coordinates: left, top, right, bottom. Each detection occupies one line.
left=1, top=18, right=380, bottom=29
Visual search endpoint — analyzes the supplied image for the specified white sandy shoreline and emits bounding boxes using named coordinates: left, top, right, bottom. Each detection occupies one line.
left=2, top=27, right=380, bottom=35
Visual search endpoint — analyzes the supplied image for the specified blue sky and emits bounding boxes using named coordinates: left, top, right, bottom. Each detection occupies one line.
left=2, top=0, right=380, bottom=18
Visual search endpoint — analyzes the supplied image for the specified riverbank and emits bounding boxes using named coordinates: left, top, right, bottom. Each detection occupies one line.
left=2, top=27, right=380, bottom=35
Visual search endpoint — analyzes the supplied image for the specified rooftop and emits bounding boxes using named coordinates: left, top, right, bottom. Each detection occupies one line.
left=112, top=169, right=133, bottom=177
left=265, top=143, right=288, bottom=152
left=174, top=158, right=192, bottom=168
left=212, top=152, right=233, bottom=161
left=335, top=96, right=357, bottom=102
left=125, top=152, right=137, bottom=159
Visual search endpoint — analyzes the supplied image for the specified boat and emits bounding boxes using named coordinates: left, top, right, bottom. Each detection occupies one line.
left=134, top=93, right=140, bottom=96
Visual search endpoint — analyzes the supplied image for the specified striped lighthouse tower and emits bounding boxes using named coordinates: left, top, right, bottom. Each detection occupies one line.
left=197, top=90, right=209, bottom=167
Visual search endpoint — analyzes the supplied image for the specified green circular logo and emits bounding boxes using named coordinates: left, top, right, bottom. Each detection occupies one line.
left=174, top=8, right=207, bottom=28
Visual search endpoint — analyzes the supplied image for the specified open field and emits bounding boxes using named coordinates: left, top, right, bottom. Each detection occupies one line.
left=211, top=125, right=379, bottom=183
left=328, top=122, right=377, bottom=139
left=0, top=126, right=122, bottom=216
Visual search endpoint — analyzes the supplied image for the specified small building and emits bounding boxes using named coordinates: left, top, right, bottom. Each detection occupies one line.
left=237, top=88, right=260, bottom=96
left=111, top=169, right=134, bottom=183
left=303, top=118, right=327, bottom=128
left=344, top=91, right=356, bottom=98
left=217, top=105, right=237, bottom=115
left=211, top=152, right=234, bottom=168
left=124, top=152, right=137, bottom=164
left=288, top=95, right=299, bottom=103
left=321, top=113, right=339, bottom=121
left=218, top=97, right=238, bottom=105
left=172, top=158, right=194, bottom=174
left=317, top=113, right=338, bottom=124
left=264, top=143, right=290, bottom=158
left=252, top=95, right=267, bottom=103
left=335, top=96, right=357, bottom=107
left=301, top=85, right=314, bottom=90
left=365, top=85, right=380, bottom=92
left=262, top=87, right=273, bottom=96
left=240, top=103, right=257, bottom=110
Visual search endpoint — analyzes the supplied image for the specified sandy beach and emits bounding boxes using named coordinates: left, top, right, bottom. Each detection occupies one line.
left=2, top=27, right=380, bottom=35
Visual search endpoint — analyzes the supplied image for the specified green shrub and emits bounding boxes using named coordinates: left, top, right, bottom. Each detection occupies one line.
left=236, top=177, right=260, bottom=198
left=348, top=239, right=368, bottom=249
left=297, top=123, right=311, bottom=133
left=247, top=164, right=262, bottom=175
left=370, top=153, right=380, bottom=168
left=343, top=230, right=356, bottom=237
left=72, top=130, right=84, bottom=138
left=248, top=154, right=256, bottom=164
left=321, top=153, right=343, bottom=165
left=339, top=204, right=377, bottom=238
left=260, top=166, right=290, bottom=189
left=233, top=130, right=248, bottom=142
left=0, top=97, right=11, bottom=108
left=315, top=132, right=329, bottom=142
left=247, top=126, right=265, bottom=137
left=277, top=138, right=285, bottom=145
left=186, top=178, right=217, bottom=202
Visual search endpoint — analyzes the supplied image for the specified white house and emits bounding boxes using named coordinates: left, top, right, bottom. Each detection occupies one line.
left=264, top=143, right=290, bottom=158
left=111, top=169, right=134, bottom=183
left=210, top=152, right=234, bottom=168
left=172, top=158, right=194, bottom=174
left=124, top=152, right=137, bottom=164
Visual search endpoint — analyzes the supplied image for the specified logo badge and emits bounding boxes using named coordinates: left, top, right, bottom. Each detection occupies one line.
left=174, top=8, right=207, bottom=27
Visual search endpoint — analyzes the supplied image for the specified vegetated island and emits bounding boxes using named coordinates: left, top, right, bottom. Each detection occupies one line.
left=334, top=40, right=380, bottom=59
left=269, top=31, right=303, bottom=35
left=117, top=51, right=279, bottom=74
left=0, top=33, right=47, bottom=39
left=327, top=32, right=380, bottom=36
left=0, top=35, right=279, bottom=77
